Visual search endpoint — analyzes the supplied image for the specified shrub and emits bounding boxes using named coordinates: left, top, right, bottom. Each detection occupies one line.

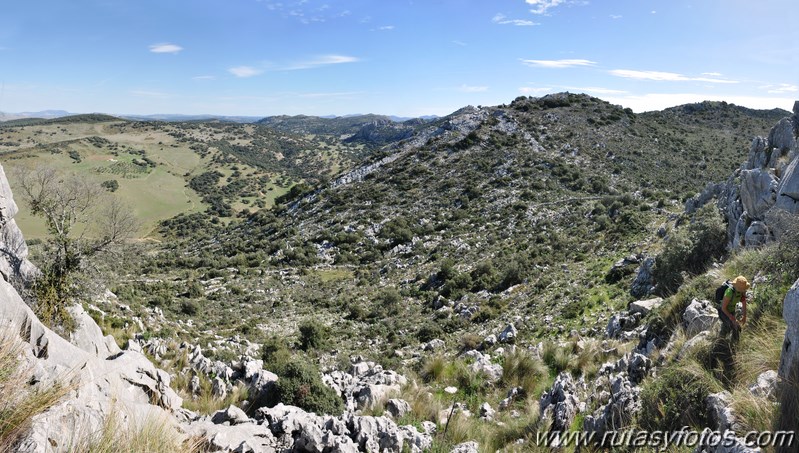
left=261, top=336, right=292, bottom=366
left=298, top=319, right=329, bottom=351
left=267, top=359, right=343, bottom=415
left=180, top=301, right=198, bottom=316
left=653, top=205, right=726, bottom=294
left=416, top=322, right=444, bottom=343
left=101, top=180, right=119, bottom=192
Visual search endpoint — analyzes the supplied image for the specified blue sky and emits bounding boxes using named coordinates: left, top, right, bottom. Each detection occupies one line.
left=1, top=0, right=797, bottom=117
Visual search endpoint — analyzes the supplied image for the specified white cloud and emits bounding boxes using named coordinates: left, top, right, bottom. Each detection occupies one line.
left=149, top=43, right=183, bottom=54
left=378, top=25, right=395, bottom=30
left=601, top=93, right=795, bottom=113
left=609, top=69, right=739, bottom=84
left=562, top=86, right=629, bottom=95
left=526, top=0, right=565, bottom=15
left=192, top=75, right=216, bottom=80
left=228, top=66, right=263, bottom=78
left=521, top=58, right=596, bottom=68
left=764, top=83, right=798, bottom=94
left=452, top=40, right=467, bottom=47
left=283, top=55, right=359, bottom=70
left=492, top=13, right=539, bottom=26
left=519, top=86, right=553, bottom=94
left=458, top=84, right=489, bottom=93
left=701, top=72, right=723, bottom=77
left=610, top=14, right=622, bottom=19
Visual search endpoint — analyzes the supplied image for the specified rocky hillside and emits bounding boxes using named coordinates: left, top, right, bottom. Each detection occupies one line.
left=3, top=96, right=799, bottom=452
left=138, top=94, right=787, bottom=355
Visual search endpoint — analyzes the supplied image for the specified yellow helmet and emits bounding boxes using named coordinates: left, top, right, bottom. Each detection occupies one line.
left=733, top=276, right=750, bottom=292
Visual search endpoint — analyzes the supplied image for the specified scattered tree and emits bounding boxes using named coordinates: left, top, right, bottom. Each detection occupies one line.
left=16, top=166, right=138, bottom=330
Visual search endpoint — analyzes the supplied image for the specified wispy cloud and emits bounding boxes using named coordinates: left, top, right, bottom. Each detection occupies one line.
left=492, top=13, right=539, bottom=26
left=283, top=55, right=359, bottom=70
left=521, top=58, right=596, bottom=68
left=609, top=14, right=622, bottom=19
left=701, top=72, right=723, bottom=77
left=519, top=86, right=553, bottom=94
left=228, top=66, right=263, bottom=78
left=526, top=0, right=565, bottom=15
left=192, top=75, right=216, bottom=81
left=149, top=43, right=183, bottom=54
left=763, top=83, right=798, bottom=94
left=452, top=40, right=467, bottom=47
left=609, top=69, right=738, bottom=84
left=377, top=25, right=395, bottom=30
left=562, top=86, right=629, bottom=95
left=458, top=84, right=489, bottom=93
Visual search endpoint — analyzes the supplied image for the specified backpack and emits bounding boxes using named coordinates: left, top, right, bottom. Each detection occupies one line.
left=715, top=281, right=732, bottom=304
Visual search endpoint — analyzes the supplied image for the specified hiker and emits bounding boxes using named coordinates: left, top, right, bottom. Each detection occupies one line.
left=716, top=276, right=749, bottom=342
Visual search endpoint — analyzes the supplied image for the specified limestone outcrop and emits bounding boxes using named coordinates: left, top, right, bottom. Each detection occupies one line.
left=0, top=167, right=183, bottom=451
left=687, top=101, right=799, bottom=249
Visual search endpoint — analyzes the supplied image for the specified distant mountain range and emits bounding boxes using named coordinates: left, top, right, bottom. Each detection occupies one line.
left=0, top=110, right=440, bottom=124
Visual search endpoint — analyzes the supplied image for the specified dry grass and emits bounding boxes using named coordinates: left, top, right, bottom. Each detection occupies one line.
left=500, top=350, right=548, bottom=396
left=173, top=371, right=251, bottom=415
left=69, top=406, right=201, bottom=453
left=734, top=314, right=784, bottom=386
left=0, top=331, right=70, bottom=451
left=730, top=388, right=778, bottom=433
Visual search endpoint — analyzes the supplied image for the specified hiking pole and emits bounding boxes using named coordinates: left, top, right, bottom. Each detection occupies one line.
left=443, top=386, right=458, bottom=437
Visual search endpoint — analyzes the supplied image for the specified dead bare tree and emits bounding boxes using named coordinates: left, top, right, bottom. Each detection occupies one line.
left=14, top=166, right=139, bottom=330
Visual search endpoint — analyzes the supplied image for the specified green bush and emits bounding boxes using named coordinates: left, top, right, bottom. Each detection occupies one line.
left=653, top=205, right=726, bottom=294
left=267, top=359, right=343, bottom=415
left=639, top=361, right=722, bottom=430
left=298, top=319, right=329, bottom=351
left=261, top=336, right=292, bottom=365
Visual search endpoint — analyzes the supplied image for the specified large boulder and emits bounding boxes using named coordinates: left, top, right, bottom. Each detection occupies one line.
left=683, top=299, right=719, bottom=337
left=67, top=305, right=121, bottom=358
left=629, top=297, right=663, bottom=316
left=740, top=169, right=778, bottom=220
left=749, top=370, right=778, bottom=400
left=184, top=420, right=282, bottom=453
left=778, top=279, right=799, bottom=381
left=744, top=221, right=771, bottom=247
left=630, top=257, right=655, bottom=298
left=768, top=117, right=797, bottom=156
left=746, top=136, right=770, bottom=169
left=540, top=372, right=580, bottom=432
left=775, top=156, right=799, bottom=215
left=706, top=391, right=737, bottom=431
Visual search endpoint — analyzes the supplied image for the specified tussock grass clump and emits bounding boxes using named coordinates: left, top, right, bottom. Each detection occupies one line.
left=541, top=341, right=576, bottom=375
left=69, top=409, right=200, bottom=453
left=639, top=359, right=723, bottom=431
left=730, top=388, right=778, bottom=433
left=174, top=373, right=251, bottom=415
left=734, top=314, right=784, bottom=386
left=421, top=355, right=447, bottom=383
left=500, top=350, right=548, bottom=396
